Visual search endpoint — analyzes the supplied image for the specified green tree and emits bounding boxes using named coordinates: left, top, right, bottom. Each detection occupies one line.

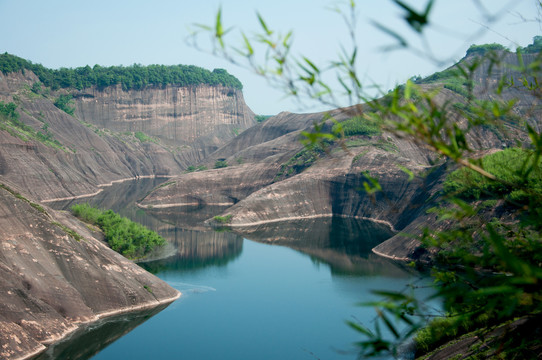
left=192, top=1, right=542, bottom=358
left=53, top=94, right=75, bottom=115
left=0, top=53, right=243, bottom=91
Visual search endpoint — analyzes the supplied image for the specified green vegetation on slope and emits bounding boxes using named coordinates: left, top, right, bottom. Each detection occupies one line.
left=0, top=52, right=242, bottom=91
left=0, top=101, right=66, bottom=150
left=275, top=146, right=324, bottom=181
left=443, top=148, right=542, bottom=204
left=71, top=203, right=165, bottom=259
left=53, top=94, right=75, bottom=115
left=465, top=43, right=508, bottom=56
left=420, top=67, right=474, bottom=97
left=332, top=115, right=382, bottom=137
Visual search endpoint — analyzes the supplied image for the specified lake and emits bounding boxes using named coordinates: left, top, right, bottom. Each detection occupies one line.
left=44, top=178, right=434, bottom=360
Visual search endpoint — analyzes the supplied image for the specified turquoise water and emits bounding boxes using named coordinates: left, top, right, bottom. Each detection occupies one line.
left=46, top=179, right=433, bottom=360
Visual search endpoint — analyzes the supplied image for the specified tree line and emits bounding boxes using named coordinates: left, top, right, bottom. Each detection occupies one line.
left=0, top=53, right=242, bottom=91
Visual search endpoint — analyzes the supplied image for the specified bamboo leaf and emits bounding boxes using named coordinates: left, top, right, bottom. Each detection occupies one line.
left=257, top=12, right=272, bottom=35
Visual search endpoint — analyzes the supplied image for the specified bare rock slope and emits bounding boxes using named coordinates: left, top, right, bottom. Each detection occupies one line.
left=141, top=51, right=541, bottom=262
left=0, top=184, right=180, bottom=360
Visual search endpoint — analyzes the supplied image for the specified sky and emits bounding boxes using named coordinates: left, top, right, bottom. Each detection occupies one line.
left=1, top=0, right=540, bottom=115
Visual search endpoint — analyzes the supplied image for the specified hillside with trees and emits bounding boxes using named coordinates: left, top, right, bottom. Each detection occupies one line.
left=0, top=52, right=242, bottom=91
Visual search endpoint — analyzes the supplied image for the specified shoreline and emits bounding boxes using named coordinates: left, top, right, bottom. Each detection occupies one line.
left=228, top=213, right=397, bottom=232
left=41, top=175, right=174, bottom=203
left=371, top=247, right=411, bottom=262
left=136, top=201, right=235, bottom=209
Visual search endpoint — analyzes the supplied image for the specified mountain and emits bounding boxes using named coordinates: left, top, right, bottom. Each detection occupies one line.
left=0, top=54, right=255, bottom=202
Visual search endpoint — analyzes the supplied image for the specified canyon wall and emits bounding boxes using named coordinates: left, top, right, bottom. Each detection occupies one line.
left=74, top=84, right=254, bottom=157
left=0, top=66, right=254, bottom=359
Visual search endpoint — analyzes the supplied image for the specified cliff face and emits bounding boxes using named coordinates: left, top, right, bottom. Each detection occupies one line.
left=74, top=84, right=254, bottom=158
left=0, top=71, right=255, bottom=201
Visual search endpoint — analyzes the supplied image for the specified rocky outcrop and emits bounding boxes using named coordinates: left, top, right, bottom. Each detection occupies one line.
left=0, top=184, right=180, bottom=360
left=139, top=103, right=440, bottom=231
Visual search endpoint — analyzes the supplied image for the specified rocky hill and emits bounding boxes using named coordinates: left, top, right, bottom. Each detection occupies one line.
left=140, top=50, right=540, bottom=262
left=0, top=183, right=180, bottom=360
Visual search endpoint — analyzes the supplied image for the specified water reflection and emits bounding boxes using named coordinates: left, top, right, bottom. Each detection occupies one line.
left=49, top=178, right=408, bottom=278
left=234, top=217, right=406, bottom=277
left=44, top=179, right=432, bottom=360
left=32, top=305, right=168, bottom=360
left=48, top=179, right=244, bottom=270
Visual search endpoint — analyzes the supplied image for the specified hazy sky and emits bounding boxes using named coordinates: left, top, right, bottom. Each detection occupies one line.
left=1, top=0, right=540, bottom=114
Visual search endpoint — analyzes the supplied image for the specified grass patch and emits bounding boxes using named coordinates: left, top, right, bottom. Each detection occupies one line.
left=185, top=165, right=208, bottom=173
left=134, top=131, right=155, bottom=143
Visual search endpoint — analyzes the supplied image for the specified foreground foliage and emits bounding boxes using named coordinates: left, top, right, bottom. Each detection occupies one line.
left=192, top=1, right=542, bottom=358
left=0, top=101, right=66, bottom=150
left=71, top=203, right=165, bottom=259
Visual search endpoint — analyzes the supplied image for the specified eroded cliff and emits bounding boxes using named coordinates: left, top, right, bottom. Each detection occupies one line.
left=73, top=83, right=254, bottom=157
left=0, top=68, right=254, bottom=202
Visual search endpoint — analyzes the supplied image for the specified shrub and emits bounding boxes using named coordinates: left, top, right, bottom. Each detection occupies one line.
left=53, top=94, right=75, bottom=115
left=214, top=160, right=228, bottom=169
left=332, top=116, right=382, bottom=137
left=71, top=203, right=166, bottom=259
left=213, top=214, right=232, bottom=224
left=134, top=131, right=151, bottom=142
left=255, top=114, right=270, bottom=123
